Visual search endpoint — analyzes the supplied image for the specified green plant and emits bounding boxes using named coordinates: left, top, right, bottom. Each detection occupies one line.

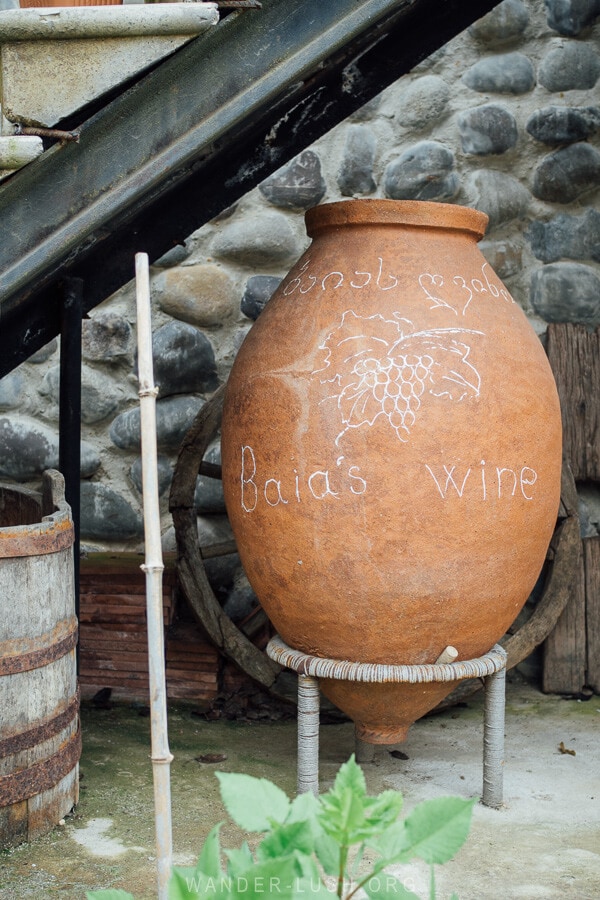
left=87, top=755, right=474, bottom=900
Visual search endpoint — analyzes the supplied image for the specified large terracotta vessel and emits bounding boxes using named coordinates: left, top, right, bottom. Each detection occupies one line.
left=221, top=199, right=562, bottom=743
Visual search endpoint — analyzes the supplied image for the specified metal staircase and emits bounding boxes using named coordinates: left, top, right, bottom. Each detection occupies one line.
left=0, top=0, right=499, bottom=376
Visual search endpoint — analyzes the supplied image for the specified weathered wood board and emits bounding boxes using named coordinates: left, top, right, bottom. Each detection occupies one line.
left=546, top=324, right=600, bottom=482
left=585, top=537, right=600, bottom=693
left=542, top=537, right=586, bottom=693
left=545, top=325, right=600, bottom=693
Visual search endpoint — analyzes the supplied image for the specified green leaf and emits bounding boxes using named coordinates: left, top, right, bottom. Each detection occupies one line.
left=367, top=820, right=410, bottom=862
left=225, top=843, right=254, bottom=877
left=195, top=823, right=224, bottom=878
left=403, top=797, right=476, bottom=864
left=216, top=771, right=291, bottom=832
left=256, top=819, right=315, bottom=861
left=363, top=791, right=404, bottom=831
left=319, top=786, right=366, bottom=844
left=362, top=872, right=421, bottom=899
left=319, top=757, right=404, bottom=846
left=318, top=756, right=369, bottom=844
left=169, top=868, right=230, bottom=899
left=228, top=856, right=328, bottom=900
left=288, top=790, right=320, bottom=827
left=293, top=848, right=323, bottom=883
left=86, top=892, right=135, bottom=900
left=314, top=830, right=340, bottom=875
left=331, top=755, right=367, bottom=799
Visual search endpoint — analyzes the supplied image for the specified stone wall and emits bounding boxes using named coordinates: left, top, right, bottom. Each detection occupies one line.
left=1, top=0, right=599, bottom=582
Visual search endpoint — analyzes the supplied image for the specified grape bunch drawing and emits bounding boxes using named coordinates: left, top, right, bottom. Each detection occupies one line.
left=313, top=310, right=484, bottom=444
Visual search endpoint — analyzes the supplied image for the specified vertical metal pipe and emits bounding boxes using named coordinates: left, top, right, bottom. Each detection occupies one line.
left=482, top=665, right=506, bottom=808
left=297, top=674, right=320, bottom=796
left=59, top=277, right=82, bottom=642
left=355, top=734, right=375, bottom=764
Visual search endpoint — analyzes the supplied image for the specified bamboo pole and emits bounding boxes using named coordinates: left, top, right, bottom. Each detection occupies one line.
left=135, top=252, right=173, bottom=899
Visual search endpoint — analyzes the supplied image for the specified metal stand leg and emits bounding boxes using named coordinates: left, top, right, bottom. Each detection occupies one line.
left=297, top=674, right=320, bottom=795
left=268, top=636, right=507, bottom=808
left=355, top=733, right=375, bottom=764
left=482, top=664, right=506, bottom=808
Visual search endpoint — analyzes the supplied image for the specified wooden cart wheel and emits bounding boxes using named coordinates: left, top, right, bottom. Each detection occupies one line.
left=170, top=382, right=581, bottom=706
left=169, top=383, right=290, bottom=700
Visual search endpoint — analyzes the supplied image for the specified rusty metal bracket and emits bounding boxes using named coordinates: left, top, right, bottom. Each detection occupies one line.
left=0, top=617, right=78, bottom=676
left=0, top=726, right=81, bottom=807
left=0, top=691, right=79, bottom=758
left=216, top=1, right=262, bottom=7
left=15, top=125, right=80, bottom=145
left=0, top=517, right=74, bottom=558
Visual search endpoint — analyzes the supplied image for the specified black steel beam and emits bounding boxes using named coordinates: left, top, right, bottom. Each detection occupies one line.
left=0, top=0, right=500, bottom=378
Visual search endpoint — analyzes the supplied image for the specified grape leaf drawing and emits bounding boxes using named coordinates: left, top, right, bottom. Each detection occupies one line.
left=313, top=310, right=484, bottom=444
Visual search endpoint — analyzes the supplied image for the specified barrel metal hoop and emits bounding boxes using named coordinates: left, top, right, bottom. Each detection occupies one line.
left=0, top=726, right=81, bottom=806
left=266, top=635, right=507, bottom=684
left=0, top=517, right=74, bottom=558
left=0, top=617, right=78, bottom=675
left=0, top=690, right=80, bottom=758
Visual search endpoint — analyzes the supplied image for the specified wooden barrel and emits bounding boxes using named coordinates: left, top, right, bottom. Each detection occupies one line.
left=0, top=470, right=80, bottom=847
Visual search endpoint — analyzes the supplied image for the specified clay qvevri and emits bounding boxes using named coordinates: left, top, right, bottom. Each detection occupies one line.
left=221, top=199, right=562, bottom=742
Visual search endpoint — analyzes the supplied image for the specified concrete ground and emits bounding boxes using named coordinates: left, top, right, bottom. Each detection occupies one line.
left=0, top=676, right=598, bottom=899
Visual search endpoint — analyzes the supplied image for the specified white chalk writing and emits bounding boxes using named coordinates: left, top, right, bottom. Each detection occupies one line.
left=240, top=445, right=367, bottom=512
left=419, top=263, right=513, bottom=316
left=281, top=258, right=513, bottom=314
left=283, top=256, right=399, bottom=297
left=425, top=461, right=538, bottom=501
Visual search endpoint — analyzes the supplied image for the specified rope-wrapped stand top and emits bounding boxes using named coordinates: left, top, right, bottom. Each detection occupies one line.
left=266, top=635, right=507, bottom=684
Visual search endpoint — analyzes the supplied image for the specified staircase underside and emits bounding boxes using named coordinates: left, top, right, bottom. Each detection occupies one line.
left=0, top=0, right=500, bottom=379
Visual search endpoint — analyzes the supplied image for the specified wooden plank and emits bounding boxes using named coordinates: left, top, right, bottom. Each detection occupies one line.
left=80, top=610, right=146, bottom=625
left=164, top=660, right=218, bottom=674
left=82, top=655, right=149, bottom=673
left=546, top=324, right=600, bottom=482
left=167, top=669, right=217, bottom=688
left=79, top=606, right=170, bottom=625
left=80, top=621, right=148, bottom=634
left=165, top=640, right=218, bottom=655
left=80, top=552, right=177, bottom=576
left=79, top=634, right=149, bottom=650
left=543, top=535, right=586, bottom=694
left=81, top=583, right=148, bottom=596
left=165, top=647, right=219, bottom=661
left=80, top=592, right=170, bottom=607
left=78, top=671, right=149, bottom=687
left=585, top=537, right=600, bottom=692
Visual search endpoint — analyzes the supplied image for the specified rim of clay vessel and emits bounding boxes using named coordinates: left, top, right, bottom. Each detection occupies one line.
left=305, top=199, right=488, bottom=240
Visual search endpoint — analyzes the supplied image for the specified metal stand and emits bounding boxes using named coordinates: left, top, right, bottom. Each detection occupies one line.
left=267, top=636, right=507, bottom=808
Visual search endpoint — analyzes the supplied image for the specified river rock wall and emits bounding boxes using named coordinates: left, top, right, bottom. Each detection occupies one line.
left=1, top=0, right=599, bottom=579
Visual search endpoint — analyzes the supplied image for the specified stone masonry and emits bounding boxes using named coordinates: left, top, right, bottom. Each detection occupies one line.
left=0, top=0, right=598, bottom=615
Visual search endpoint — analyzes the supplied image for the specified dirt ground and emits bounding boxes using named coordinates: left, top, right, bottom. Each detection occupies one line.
left=0, top=676, right=598, bottom=899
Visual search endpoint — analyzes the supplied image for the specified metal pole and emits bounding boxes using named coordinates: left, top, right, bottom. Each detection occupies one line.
left=135, top=252, right=173, bottom=898
left=297, top=674, right=320, bottom=796
left=59, top=277, right=82, bottom=663
left=482, top=665, right=506, bottom=809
